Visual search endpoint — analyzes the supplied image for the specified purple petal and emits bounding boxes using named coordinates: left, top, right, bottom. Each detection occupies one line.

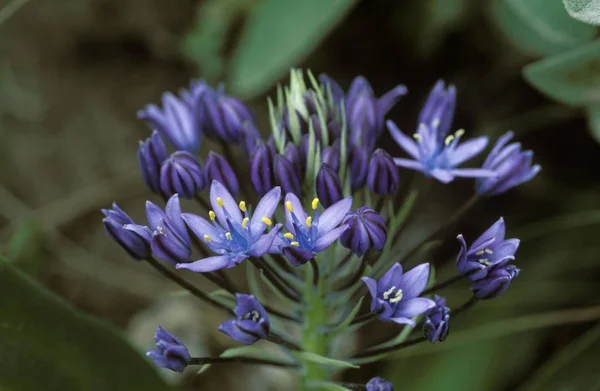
left=248, top=224, right=282, bottom=257
left=165, top=194, right=188, bottom=242
left=378, top=85, right=408, bottom=116
left=394, top=297, right=436, bottom=318
left=210, top=180, right=242, bottom=226
left=388, top=120, right=419, bottom=159
left=388, top=316, right=416, bottom=327
left=394, top=157, right=424, bottom=172
left=284, top=193, right=308, bottom=234
left=249, top=186, right=281, bottom=236
left=361, top=277, right=380, bottom=312
left=430, top=169, right=455, bottom=183
left=123, top=224, right=153, bottom=242
left=218, top=320, right=259, bottom=345
left=176, top=255, right=233, bottom=272
left=317, top=197, right=353, bottom=236
left=145, top=201, right=167, bottom=230
left=400, top=263, right=430, bottom=299
left=282, top=246, right=314, bottom=266
left=181, top=213, right=225, bottom=248
left=471, top=218, right=504, bottom=250
left=449, top=168, right=496, bottom=178
left=377, top=263, right=403, bottom=292
left=313, top=224, right=349, bottom=252
left=447, top=137, right=488, bottom=166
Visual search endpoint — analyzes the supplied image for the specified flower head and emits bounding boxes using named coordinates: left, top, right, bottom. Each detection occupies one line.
left=219, top=294, right=270, bottom=345
left=388, top=81, right=494, bottom=183
left=361, top=263, right=435, bottom=326
left=366, top=376, right=394, bottom=391
left=179, top=181, right=282, bottom=272
left=472, top=264, right=520, bottom=299
left=476, top=131, right=541, bottom=196
left=274, top=194, right=352, bottom=266
left=160, top=151, right=205, bottom=199
left=146, top=326, right=191, bottom=373
left=102, top=203, right=151, bottom=260
left=456, top=217, right=519, bottom=281
left=137, top=131, right=168, bottom=194
left=340, top=207, right=387, bottom=257
left=423, top=295, right=450, bottom=343
left=138, top=91, right=202, bottom=152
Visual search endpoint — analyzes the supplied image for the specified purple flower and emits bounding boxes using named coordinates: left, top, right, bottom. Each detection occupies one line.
left=137, top=131, right=168, bottom=194
left=361, top=263, right=435, bottom=326
left=160, top=151, right=205, bottom=199
left=349, top=145, right=370, bottom=190
left=250, top=144, right=278, bottom=196
left=178, top=181, right=282, bottom=272
left=476, top=131, right=541, bottom=196
left=366, top=376, right=394, bottom=391
left=388, top=81, right=494, bottom=183
left=102, top=203, right=151, bottom=260
left=202, top=87, right=254, bottom=143
left=138, top=91, right=202, bottom=152
left=456, top=217, right=519, bottom=281
left=273, top=193, right=352, bottom=266
left=127, top=195, right=191, bottom=264
left=367, top=148, right=400, bottom=195
left=472, top=264, right=520, bottom=299
left=340, top=207, right=387, bottom=257
left=423, top=295, right=450, bottom=343
left=146, top=326, right=191, bottom=373
left=204, top=151, right=239, bottom=196
left=315, top=163, right=344, bottom=208
left=275, top=155, right=302, bottom=197
left=219, top=294, right=270, bottom=345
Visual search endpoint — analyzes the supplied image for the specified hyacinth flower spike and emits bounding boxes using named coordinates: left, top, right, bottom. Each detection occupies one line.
left=273, top=193, right=352, bottom=266
left=178, top=180, right=282, bottom=272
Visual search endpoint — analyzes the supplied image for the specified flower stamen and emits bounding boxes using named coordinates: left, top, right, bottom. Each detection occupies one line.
left=209, top=210, right=216, bottom=221
left=261, top=216, right=273, bottom=226
left=239, top=201, right=246, bottom=212
left=286, top=201, right=294, bottom=212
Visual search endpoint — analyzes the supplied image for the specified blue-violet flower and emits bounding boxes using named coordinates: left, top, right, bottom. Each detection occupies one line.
left=423, top=295, right=450, bottom=343
left=160, top=151, right=205, bottom=199
left=137, top=131, right=168, bottom=194
left=340, top=207, right=387, bottom=257
left=472, top=264, right=520, bottom=299
left=366, top=376, right=394, bottom=391
left=102, top=203, right=151, bottom=260
left=146, top=325, right=192, bottom=373
left=204, top=151, right=239, bottom=196
left=219, top=294, right=270, bottom=345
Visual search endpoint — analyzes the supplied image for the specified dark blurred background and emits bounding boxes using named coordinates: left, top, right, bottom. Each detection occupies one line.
left=1, top=0, right=600, bottom=390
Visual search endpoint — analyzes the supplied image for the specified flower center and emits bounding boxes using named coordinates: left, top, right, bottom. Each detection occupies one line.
left=382, top=286, right=403, bottom=304
left=475, top=247, right=494, bottom=266
left=281, top=198, right=320, bottom=250
left=242, top=310, right=261, bottom=322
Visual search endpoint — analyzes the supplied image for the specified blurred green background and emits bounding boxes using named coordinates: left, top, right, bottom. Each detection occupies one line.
left=1, top=0, right=600, bottom=390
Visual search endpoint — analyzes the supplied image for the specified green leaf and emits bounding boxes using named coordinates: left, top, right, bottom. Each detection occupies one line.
left=586, top=102, right=600, bottom=143
left=0, top=258, right=171, bottom=391
left=564, top=0, right=600, bottom=25
left=491, top=0, right=596, bottom=57
left=295, top=351, right=359, bottom=369
left=523, top=40, right=600, bottom=106
left=519, top=322, right=600, bottom=391
left=228, top=0, right=355, bottom=98
left=330, top=297, right=363, bottom=334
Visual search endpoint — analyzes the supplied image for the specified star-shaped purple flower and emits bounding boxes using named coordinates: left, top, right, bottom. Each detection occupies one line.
left=361, top=263, right=435, bottom=326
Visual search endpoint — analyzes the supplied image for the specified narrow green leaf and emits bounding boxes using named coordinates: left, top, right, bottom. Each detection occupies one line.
left=563, top=0, right=600, bottom=25
left=523, top=40, right=600, bottom=106
left=220, top=345, right=292, bottom=362
left=586, top=102, right=600, bottom=143
left=491, top=0, right=596, bottom=57
left=295, top=351, right=359, bottom=369
left=331, top=297, right=364, bottom=334
left=0, top=258, right=170, bottom=391
left=228, top=0, right=355, bottom=98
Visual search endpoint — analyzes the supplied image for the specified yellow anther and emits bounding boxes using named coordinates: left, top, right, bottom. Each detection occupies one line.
left=306, top=216, right=312, bottom=227
left=209, top=210, right=216, bottom=221
left=239, top=201, right=246, bottom=212
left=311, top=198, right=319, bottom=210
left=455, top=129, right=465, bottom=137
left=285, top=201, right=294, bottom=213
left=216, top=197, right=224, bottom=207
left=413, top=133, right=421, bottom=141
left=203, top=234, right=211, bottom=242
left=261, top=216, right=273, bottom=226
left=291, top=241, right=300, bottom=247
left=444, top=135, right=454, bottom=145
left=225, top=232, right=232, bottom=240
left=242, top=217, right=249, bottom=229
left=284, top=232, right=294, bottom=240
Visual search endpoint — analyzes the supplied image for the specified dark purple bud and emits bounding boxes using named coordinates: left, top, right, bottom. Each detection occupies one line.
left=146, top=326, right=191, bottom=373
left=476, top=131, right=541, bottom=197
left=340, top=207, right=387, bottom=257
left=275, top=155, right=302, bottom=197
left=349, top=145, right=369, bottom=190
left=319, top=73, right=344, bottom=106
left=102, top=204, right=151, bottom=260
left=315, top=163, right=344, bottom=208
left=284, top=143, right=304, bottom=179
left=138, top=92, right=202, bottom=152
left=472, top=264, right=520, bottom=299
left=282, top=246, right=314, bottom=267
left=250, top=144, right=277, bottom=196
left=367, top=148, right=400, bottom=195
left=137, top=131, right=168, bottom=194
left=366, top=377, right=394, bottom=391
left=346, top=76, right=378, bottom=147
left=219, top=294, right=270, bottom=344
left=204, top=151, right=239, bottom=196
left=321, top=144, right=340, bottom=172
left=159, top=151, right=205, bottom=199
left=423, top=295, right=450, bottom=343
left=240, top=121, right=262, bottom=159
left=203, top=89, right=254, bottom=143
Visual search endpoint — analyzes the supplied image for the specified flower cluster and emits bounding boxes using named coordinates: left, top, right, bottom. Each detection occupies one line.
left=102, top=70, right=539, bottom=389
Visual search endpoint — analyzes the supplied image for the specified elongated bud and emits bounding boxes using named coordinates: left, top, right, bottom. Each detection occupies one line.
left=250, top=144, right=277, bottom=196
left=240, top=121, right=262, bottom=158
left=282, top=246, right=314, bottom=267
left=147, top=326, right=191, bottom=373
left=203, top=88, right=254, bottom=143
left=102, top=204, right=152, bottom=260
left=284, top=143, right=304, bottom=179
left=204, top=151, right=239, bottom=195
left=137, top=131, right=168, bottom=194
left=315, top=163, right=343, bottom=208
left=275, top=155, right=302, bottom=197
left=160, top=151, right=205, bottom=199
left=349, top=145, right=369, bottom=190
left=367, top=148, right=399, bottom=195
left=321, top=143, right=340, bottom=172
left=340, top=207, right=387, bottom=256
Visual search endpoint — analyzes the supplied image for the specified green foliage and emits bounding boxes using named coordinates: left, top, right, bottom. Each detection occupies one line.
left=227, top=0, right=355, bottom=98
left=523, top=40, right=600, bottom=106
left=491, top=0, right=596, bottom=57
left=294, top=351, right=358, bottom=369
left=564, top=0, right=600, bottom=25
left=0, top=258, right=171, bottom=391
